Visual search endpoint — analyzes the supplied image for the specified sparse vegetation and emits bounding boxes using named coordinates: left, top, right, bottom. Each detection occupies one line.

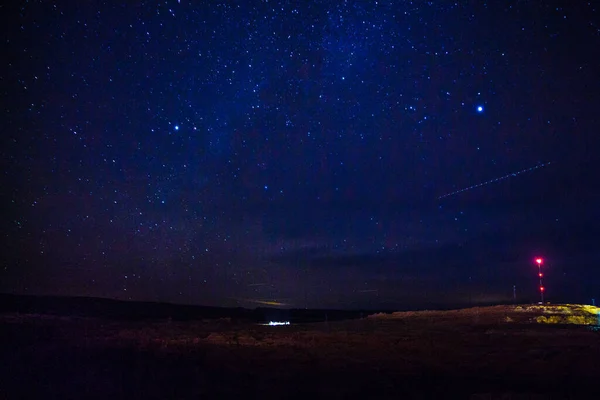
left=2, top=304, right=599, bottom=399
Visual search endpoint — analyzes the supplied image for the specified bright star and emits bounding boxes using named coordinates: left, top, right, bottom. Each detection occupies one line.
left=174, top=125, right=179, bottom=130
left=476, top=106, right=484, bottom=113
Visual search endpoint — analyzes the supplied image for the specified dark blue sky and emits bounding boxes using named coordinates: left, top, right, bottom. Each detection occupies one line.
left=2, top=1, right=599, bottom=309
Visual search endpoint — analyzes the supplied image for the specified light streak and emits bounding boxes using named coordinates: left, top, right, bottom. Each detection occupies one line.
left=438, top=162, right=551, bottom=200
left=236, top=298, right=289, bottom=306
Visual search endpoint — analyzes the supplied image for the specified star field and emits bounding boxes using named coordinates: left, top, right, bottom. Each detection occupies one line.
left=2, top=1, right=600, bottom=309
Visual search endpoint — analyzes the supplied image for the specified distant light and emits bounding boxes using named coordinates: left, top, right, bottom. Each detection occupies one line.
left=476, top=106, right=484, bottom=113
left=174, top=125, right=179, bottom=130
left=540, top=287, right=545, bottom=292
left=535, top=258, right=543, bottom=265
left=265, top=321, right=290, bottom=326
left=539, top=273, right=543, bottom=277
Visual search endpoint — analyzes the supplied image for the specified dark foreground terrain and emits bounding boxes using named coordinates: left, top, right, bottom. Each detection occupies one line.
left=1, top=301, right=599, bottom=399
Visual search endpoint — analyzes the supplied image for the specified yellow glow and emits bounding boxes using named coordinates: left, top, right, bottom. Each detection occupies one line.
left=514, top=304, right=600, bottom=325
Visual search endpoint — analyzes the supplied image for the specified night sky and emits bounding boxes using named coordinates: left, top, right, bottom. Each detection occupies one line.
left=2, top=1, right=600, bottom=310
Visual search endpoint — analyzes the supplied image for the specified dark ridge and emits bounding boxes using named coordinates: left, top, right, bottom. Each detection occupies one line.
left=0, top=293, right=382, bottom=323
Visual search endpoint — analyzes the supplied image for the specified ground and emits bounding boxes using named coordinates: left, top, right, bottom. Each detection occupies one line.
left=1, top=304, right=599, bottom=399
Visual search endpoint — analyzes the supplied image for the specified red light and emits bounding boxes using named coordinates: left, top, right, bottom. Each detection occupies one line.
left=539, top=273, right=543, bottom=277
left=535, top=258, right=543, bottom=265
left=540, top=287, right=545, bottom=291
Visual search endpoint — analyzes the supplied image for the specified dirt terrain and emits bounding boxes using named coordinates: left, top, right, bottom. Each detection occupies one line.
left=1, top=304, right=599, bottom=399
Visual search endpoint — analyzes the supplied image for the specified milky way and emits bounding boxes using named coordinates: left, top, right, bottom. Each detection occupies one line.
left=2, top=1, right=599, bottom=308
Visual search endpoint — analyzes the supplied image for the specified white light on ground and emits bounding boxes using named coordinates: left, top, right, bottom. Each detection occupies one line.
left=262, top=321, right=290, bottom=326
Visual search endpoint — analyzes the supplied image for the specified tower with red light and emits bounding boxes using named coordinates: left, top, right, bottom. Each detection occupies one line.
left=535, top=258, right=544, bottom=303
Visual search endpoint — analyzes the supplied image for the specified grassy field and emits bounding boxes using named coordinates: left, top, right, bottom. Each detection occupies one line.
left=1, top=304, right=599, bottom=399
